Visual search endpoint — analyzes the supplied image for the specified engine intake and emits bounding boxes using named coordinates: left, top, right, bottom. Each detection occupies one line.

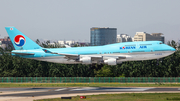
left=79, top=57, right=91, bottom=64
left=104, top=58, right=117, bottom=65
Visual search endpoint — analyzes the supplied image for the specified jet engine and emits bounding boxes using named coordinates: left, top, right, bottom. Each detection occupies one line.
left=79, top=57, right=91, bottom=64
left=104, top=58, right=117, bottom=65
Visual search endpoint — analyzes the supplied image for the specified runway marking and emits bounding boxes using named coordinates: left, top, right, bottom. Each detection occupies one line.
left=71, top=88, right=97, bottom=91
left=55, top=88, right=67, bottom=91
left=70, top=88, right=153, bottom=91
left=178, top=88, right=180, bottom=90
left=99, top=88, right=152, bottom=91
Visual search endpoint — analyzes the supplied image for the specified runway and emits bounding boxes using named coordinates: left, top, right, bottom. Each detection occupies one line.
left=0, top=87, right=180, bottom=101
left=0, top=87, right=180, bottom=97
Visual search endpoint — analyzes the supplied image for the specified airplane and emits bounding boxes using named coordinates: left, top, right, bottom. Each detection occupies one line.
left=5, top=27, right=175, bottom=68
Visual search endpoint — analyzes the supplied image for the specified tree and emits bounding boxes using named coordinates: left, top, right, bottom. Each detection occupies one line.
left=167, top=40, right=177, bottom=49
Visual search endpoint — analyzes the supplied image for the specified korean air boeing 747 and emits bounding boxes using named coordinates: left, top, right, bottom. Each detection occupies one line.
left=5, top=27, right=175, bottom=67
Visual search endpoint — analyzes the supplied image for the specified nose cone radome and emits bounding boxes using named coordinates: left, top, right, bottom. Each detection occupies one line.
left=172, top=48, right=176, bottom=51
left=168, top=46, right=176, bottom=51
left=165, top=44, right=176, bottom=52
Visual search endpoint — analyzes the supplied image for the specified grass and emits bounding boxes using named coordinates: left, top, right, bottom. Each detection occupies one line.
left=34, top=93, right=180, bottom=101
left=0, top=83, right=180, bottom=88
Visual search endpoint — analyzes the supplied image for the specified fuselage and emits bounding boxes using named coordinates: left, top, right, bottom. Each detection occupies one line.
left=5, top=27, right=175, bottom=65
left=11, top=41, right=175, bottom=64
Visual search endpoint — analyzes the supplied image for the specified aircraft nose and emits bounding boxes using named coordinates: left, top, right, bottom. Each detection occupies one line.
left=166, top=44, right=176, bottom=51
left=169, top=46, right=176, bottom=51
left=171, top=48, right=176, bottom=51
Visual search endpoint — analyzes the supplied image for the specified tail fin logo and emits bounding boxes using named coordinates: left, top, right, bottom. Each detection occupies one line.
left=14, top=35, right=26, bottom=47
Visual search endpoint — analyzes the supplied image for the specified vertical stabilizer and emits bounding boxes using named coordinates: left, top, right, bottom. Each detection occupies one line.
left=5, top=27, right=42, bottom=50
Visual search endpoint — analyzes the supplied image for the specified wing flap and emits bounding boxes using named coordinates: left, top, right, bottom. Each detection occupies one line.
left=118, top=56, right=126, bottom=59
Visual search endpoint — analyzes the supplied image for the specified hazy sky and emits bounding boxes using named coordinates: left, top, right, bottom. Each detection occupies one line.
left=0, top=0, right=180, bottom=42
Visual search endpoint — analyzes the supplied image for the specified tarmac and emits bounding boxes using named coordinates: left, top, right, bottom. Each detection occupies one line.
left=0, top=87, right=180, bottom=101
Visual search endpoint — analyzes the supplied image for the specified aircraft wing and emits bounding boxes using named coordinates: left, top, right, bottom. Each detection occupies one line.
left=42, top=49, right=126, bottom=60
left=103, top=56, right=126, bottom=60
left=43, top=49, right=79, bottom=60
left=43, top=49, right=103, bottom=60
left=117, top=56, right=126, bottom=59
left=42, top=49, right=78, bottom=56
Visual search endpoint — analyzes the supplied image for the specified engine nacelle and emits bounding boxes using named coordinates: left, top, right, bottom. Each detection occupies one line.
left=79, top=57, right=91, bottom=64
left=104, top=58, right=117, bottom=65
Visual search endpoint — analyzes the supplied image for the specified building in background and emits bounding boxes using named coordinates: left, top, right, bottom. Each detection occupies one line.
left=132, top=37, right=134, bottom=42
left=66, top=40, right=75, bottom=45
left=0, top=36, right=14, bottom=49
left=117, top=34, right=133, bottom=43
left=90, top=27, right=117, bottom=46
left=116, top=35, right=122, bottom=43
left=133, top=32, right=164, bottom=43
left=58, top=41, right=65, bottom=45
left=58, top=40, right=75, bottom=46
left=57, top=40, right=89, bottom=47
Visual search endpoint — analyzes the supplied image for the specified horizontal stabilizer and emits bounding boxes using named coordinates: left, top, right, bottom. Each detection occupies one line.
left=12, top=52, right=34, bottom=55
